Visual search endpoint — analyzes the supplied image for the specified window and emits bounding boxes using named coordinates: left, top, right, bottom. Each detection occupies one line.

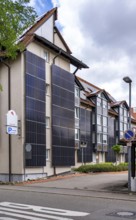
left=103, top=134, right=107, bottom=144
left=97, top=125, right=102, bottom=132
left=103, top=100, right=107, bottom=109
left=44, top=51, right=49, bottom=62
left=124, top=123, right=128, bottom=131
left=97, top=97, right=101, bottom=107
left=103, top=116, right=107, bottom=126
left=124, top=109, right=128, bottom=116
left=124, top=117, right=128, bottom=123
left=120, top=122, right=123, bottom=131
left=120, top=107, right=123, bottom=115
left=97, top=115, right=102, bottom=125
left=120, top=115, right=124, bottom=121
left=120, top=131, right=124, bottom=138
left=46, top=117, right=50, bottom=128
left=75, top=86, right=80, bottom=97
left=75, top=107, right=79, bottom=118
left=46, top=149, right=50, bottom=160
left=103, top=126, right=107, bottom=133
left=97, top=133, right=102, bottom=143
left=75, top=128, right=79, bottom=140
left=46, top=84, right=50, bottom=95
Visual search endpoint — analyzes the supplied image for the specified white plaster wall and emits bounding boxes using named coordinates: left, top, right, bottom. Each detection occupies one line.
left=35, top=17, right=54, bottom=42
left=54, top=33, right=67, bottom=51
left=9, top=56, right=24, bottom=174
left=0, top=65, right=9, bottom=173
left=0, top=55, right=24, bottom=174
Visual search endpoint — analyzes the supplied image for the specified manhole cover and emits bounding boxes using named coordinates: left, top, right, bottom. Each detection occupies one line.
left=117, top=212, right=135, bottom=217
left=107, top=210, right=136, bottom=219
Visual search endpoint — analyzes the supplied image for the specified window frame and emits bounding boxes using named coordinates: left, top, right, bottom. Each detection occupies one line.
left=75, top=128, right=79, bottom=140
left=46, top=117, right=50, bottom=128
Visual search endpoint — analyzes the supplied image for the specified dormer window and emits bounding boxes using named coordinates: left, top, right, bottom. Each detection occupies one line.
left=119, top=105, right=128, bottom=138
left=103, top=100, right=107, bottom=108
left=97, top=97, right=101, bottom=106
left=96, top=92, right=108, bottom=147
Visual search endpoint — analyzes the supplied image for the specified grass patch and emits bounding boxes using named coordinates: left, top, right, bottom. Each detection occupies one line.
left=74, top=163, right=128, bottom=173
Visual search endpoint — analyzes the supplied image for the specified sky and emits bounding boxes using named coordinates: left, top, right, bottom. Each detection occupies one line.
left=30, top=0, right=136, bottom=107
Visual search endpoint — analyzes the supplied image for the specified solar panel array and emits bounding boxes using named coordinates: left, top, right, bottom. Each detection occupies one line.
left=25, top=51, right=46, bottom=167
left=52, top=65, right=75, bottom=166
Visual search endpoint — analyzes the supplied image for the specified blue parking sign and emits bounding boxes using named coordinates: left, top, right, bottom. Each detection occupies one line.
left=124, top=129, right=135, bottom=141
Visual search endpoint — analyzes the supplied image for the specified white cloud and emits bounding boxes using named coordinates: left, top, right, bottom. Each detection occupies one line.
left=51, top=0, right=60, bottom=7
left=52, top=0, right=136, bottom=106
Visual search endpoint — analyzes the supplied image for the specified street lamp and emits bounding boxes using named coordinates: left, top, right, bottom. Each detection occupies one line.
left=123, top=76, right=132, bottom=191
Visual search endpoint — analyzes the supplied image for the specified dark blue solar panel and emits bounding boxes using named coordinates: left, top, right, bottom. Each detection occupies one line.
left=51, top=64, right=75, bottom=166
left=25, top=51, right=46, bottom=167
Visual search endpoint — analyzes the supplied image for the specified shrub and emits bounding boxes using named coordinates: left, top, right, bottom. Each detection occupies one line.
left=112, top=145, right=121, bottom=154
left=74, top=163, right=128, bottom=173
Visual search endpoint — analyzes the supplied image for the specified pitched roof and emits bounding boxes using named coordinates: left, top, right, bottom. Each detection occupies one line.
left=20, top=7, right=58, bottom=40
left=110, top=100, right=129, bottom=109
left=80, top=98, right=95, bottom=107
left=0, top=7, right=88, bottom=69
left=18, top=33, right=89, bottom=69
left=77, top=76, right=101, bottom=91
left=108, top=109, right=118, bottom=116
left=54, top=26, right=72, bottom=54
left=18, top=8, right=88, bottom=69
left=34, top=35, right=89, bottom=68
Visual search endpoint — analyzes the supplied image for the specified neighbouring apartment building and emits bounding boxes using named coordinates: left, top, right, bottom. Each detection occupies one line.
left=0, top=8, right=136, bottom=182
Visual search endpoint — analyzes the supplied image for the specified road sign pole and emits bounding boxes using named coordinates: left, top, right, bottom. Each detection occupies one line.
left=127, top=142, right=131, bottom=191
left=128, top=81, right=132, bottom=191
left=124, top=129, right=135, bottom=191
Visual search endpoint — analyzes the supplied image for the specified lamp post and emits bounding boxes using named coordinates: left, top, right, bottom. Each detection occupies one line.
left=123, top=76, right=132, bottom=191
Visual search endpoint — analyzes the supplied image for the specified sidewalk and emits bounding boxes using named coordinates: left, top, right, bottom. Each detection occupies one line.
left=22, top=171, right=128, bottom=192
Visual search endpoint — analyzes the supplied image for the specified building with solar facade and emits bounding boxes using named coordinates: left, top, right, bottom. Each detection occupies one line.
left=0, top=8, right=135, bottom=182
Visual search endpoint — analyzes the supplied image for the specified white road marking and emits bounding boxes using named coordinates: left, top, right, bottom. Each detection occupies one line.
left=0, top=202, right=90, bottom=220
left=0, top=218, right=19, bottom=220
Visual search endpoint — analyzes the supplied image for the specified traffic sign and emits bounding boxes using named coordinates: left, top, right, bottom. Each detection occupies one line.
left=124, top=129, right=135, bottom=142
left=7, top=126, right=18, bottom=135
left=6, top=110, right=18, bottom=135
left=7, top=110, right=18, bottom=126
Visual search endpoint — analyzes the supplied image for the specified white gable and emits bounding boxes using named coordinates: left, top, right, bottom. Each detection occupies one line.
left=54, top=32, right=67, bottom=51
left=35, top=16, right=54, bottom=42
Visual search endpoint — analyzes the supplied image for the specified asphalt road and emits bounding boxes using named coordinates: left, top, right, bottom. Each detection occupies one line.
left=0, top=172, right=136, bottom=220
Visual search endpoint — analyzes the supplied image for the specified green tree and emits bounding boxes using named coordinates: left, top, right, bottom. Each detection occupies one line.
left=0, top=0, right=37, bottom=59
left=112, top=144, right=121, bottom=163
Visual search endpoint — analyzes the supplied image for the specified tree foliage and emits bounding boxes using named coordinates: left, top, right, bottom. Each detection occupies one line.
left=112, top=144, right=121, bottom=154
left=0, top=0, right=37, bottom=59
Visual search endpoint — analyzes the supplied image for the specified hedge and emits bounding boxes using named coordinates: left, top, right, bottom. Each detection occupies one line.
left=74, top=163, right=128, bottom=173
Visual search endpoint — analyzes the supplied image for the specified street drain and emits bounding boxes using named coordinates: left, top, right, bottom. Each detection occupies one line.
left=107, top=211, right=136, bottom=219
